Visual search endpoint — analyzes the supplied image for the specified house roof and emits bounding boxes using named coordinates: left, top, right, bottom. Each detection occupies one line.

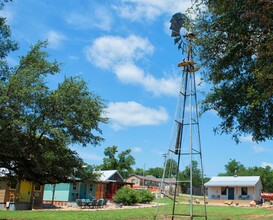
left=98, top=170, right=124, bottom=182
left=0, top=168, right=9, bottom=177
left=127, top=174, right=176, bottom=184
left=132, top=175, right=157, bottom=181
left=205, top=176, right=261, bottom=187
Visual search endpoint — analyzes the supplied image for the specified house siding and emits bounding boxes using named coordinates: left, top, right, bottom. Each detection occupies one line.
left=0, top=181, right=6, bottom=203
left=43, top=183, right=70, bottom=201
left=0, top=180, right=44, bottom=210
left=206, top=176, right=262, bottom=201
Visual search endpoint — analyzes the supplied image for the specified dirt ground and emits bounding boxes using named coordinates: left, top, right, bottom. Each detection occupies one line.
left=38, top=202, right=163, bottom=211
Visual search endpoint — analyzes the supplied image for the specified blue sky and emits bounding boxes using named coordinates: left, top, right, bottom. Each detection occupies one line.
left=2, top=0, right=273, bottom=177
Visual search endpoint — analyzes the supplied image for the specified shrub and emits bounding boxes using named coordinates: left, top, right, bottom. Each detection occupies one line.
left=136, top=189, right=155, bottom=203
left=113, top=186, right=138, bottom=205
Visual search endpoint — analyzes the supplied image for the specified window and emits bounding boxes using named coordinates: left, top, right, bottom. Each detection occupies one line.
left=241, top=187, right=248, bottom=195
left=89, top=184, right=93, bottom=192
left=9, top=181, right=16, bottom=190
left=221, top=187, right=227, bottom=195
left=34, top=184, right=41, bottom=191
left=131, top=179, right=136, bottom=183
left=72, top=183, right=78, bottom=191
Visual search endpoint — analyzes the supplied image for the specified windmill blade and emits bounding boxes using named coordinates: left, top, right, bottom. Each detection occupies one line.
left=170, top=12, right=189, bottom=51
left=170, top=17, right=180, bottom=27
left=170, top=23, right=181, bottom=33
left=178, top=42, right=182, bottom=49
left=174, top=36, right=181, bottom=44
left=177, top=14, right=188, bottom=27
left=171, top=31, right=180, bottom=37
left=172, top=12, right=184, bottom=21
left=170, top=13, right=189, bottom=38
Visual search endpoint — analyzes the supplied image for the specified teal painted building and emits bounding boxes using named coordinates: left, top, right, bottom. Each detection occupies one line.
left=43, top=170, right=128, bottom=206
left=43, top=182, right=96, bottom=206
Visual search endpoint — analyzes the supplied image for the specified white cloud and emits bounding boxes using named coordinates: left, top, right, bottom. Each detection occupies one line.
left=114, top=63, right=144, bottom=83
left=142, top=73, right=180, bottom=96
left=114, top=0, right=192, bottom=21
left=262, top=162, right=273, bottom=168
left=86, top=35, right=154, bottom=70
left=106, top=101, right=168, bottom=130
left=47, top=30, right=66, bottom=49
left=132, top=147, right=142, bottom=153
left=65, top=5, right=112, bottom=31
left=114, top=63, right=180, bottom=96
left=86, top=35, right=180, bottom=96
left=252, top=145, right=266, bottom=153
left=239, top=135, right=253, bottom=142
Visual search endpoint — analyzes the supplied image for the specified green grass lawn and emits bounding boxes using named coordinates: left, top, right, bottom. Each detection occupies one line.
left=0, top=198, right=272, bottom=220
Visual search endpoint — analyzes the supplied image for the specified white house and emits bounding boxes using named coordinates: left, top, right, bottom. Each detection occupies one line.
left=205, top=176, right=262, bottom=201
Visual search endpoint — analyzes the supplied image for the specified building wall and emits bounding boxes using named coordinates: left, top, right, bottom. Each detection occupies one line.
left=86, top=182, right=96, bottom=198
left=43, top=183, right=70, bottom=202
left=44, top=182, right=99, bottom=204
left=32, top=184, right=44, bottom=208
left=126, top=176, right=141, bottom=186
left=207, top=186, right=257, bottom=200
left=0, top=181, right=6, bottom=203
left=254, top=181, right=262, bottom=201
left=95, top=183, right=106, bottom=199
left=0, top=180, right=44, bottom=210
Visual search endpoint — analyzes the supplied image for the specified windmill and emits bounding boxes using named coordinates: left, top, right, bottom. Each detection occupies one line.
left=160, top=12, right=207, bottom=220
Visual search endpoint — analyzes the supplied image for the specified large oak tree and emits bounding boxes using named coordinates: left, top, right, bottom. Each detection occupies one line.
left=0, top=4, right=107, bottom=184
left=191, top=0, right=273, bottom=142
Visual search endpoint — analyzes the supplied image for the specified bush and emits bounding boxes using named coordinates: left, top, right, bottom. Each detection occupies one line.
left=113, top=186, right=138, bottom=205
left=136, top=189, right=155, bottom=203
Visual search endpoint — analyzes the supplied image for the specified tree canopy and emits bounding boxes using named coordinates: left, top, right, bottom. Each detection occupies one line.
left=178, top=160, right=204, bottom=193
left=219, top=159, right=273, bottom=192
left=0, top=6, right=107, bottom=184
left=219, top=159, right=246, bottom=176
left=98, top=145, right=136, bottom=178
left=191, top=0, right=273, bottom=142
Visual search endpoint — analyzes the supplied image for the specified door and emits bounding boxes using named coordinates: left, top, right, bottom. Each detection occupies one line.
left=228, top=188, right=234, bottom=200
left=19, top=181, right=32, bottom=202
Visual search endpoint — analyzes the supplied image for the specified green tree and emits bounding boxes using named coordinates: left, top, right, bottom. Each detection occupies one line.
left=191, top=0, right=273, bottom=142
left=134, top=168, right=148, bottom=176
left=101, top=145, right=119, bottom=170
left=165, top=159, right=178, bottom=177
left=99, top=146, right=136, bottom=178
left=0, top=6, right=107, bottom=184
left=218, top=159, right=273, bottom=192
left=246, top=165, right=273, bottom=192
left=219, top=159, right=246, bottom=176
left=146, top=167, right=164, bottom=178
left=179, top=161, right=202, bottom=193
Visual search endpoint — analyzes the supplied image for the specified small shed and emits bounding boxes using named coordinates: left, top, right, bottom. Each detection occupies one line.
left=205, top=176, right=262, bottom=201
left=0, top=168, right=44, bottom=210
left=96, top=170, right=128, bottom=200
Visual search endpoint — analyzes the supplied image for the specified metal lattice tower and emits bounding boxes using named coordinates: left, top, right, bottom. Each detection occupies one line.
left=160, top=13, right=207, bottom=220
